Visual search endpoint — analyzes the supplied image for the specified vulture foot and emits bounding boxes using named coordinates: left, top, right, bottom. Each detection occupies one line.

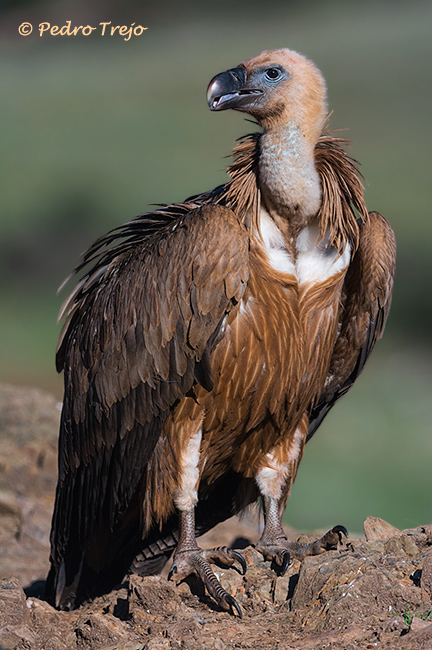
left=168, top=546, right=245, bottom=617
left=318, top=525, right=349, bottom=551
left=255, top=542, right=291, bottom=576
left=256, top=525, right=348, bottom=575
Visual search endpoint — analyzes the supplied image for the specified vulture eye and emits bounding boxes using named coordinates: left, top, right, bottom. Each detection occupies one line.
left=265, top=67, right=282, bottom=81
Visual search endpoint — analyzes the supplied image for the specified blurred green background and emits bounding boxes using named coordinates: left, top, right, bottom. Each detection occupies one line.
left=0, top=0, right=430, bottom=534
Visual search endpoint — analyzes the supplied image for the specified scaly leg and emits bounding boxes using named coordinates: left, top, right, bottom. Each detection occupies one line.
left=255, top=421, right=347, bottom=574
left=256, top=494, right=347, bottom=574
left=168, top=425, right=245, bottom=616
left=168, top=508, right=245, bottom=616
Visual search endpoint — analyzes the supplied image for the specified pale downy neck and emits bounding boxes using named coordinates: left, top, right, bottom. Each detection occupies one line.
left=259, top=121, right=322, bottom=223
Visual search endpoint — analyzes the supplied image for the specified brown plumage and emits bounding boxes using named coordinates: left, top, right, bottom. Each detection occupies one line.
left=46, top=49, right=396, bottom=615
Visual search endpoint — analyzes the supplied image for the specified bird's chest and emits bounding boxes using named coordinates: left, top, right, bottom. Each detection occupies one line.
left=253, top=216, right=351, bottom=400
left=205, top=218, right=350, bottom=433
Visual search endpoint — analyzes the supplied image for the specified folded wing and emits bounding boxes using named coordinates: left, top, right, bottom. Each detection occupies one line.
left=308, top=211, right=396, bottom=440
left=47, top=204, right=249, bottom=607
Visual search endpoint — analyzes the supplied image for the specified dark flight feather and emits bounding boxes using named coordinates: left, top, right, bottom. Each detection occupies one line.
left=47, top=205, right=249, bottom=606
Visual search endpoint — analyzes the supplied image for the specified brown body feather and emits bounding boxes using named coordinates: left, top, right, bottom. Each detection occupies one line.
left=47, top=51, right=396, bottom=609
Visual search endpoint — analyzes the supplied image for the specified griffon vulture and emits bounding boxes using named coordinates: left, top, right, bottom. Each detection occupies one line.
left=46, top=49, right=396, bottom=616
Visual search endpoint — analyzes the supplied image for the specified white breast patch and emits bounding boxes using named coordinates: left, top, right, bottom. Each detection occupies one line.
left=296, top=224, right=351, bottom=286
left=259, top=208, right=296, bottom=276
left=258, top=212, right=351, bottom=286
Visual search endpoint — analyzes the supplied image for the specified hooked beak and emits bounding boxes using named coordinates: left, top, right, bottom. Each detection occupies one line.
left=207, top=66, right=262, bottom=111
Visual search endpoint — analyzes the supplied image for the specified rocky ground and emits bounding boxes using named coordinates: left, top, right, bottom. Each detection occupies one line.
left=0, top=384, right=431, bottom=650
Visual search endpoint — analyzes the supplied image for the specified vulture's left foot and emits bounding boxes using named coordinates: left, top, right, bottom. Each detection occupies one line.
left=168, top=546, right=245, bottom=617
left=317, top=525, right=349, bottom=551
left=256, top=525, right=348, bottom=575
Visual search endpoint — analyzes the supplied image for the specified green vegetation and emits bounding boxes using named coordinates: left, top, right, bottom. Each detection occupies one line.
left=392, top=605, right=432, bottom=627
left=1, top=2, right=430, bottom=531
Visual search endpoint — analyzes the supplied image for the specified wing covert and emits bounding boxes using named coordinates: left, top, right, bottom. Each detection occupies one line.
left=307, top=211, right=396, bottom=441
left=48, top=204, right=249, bottom=605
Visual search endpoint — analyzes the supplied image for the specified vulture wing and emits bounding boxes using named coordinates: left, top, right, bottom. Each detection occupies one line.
left=307, top=211, right=396, bottom=440
left=47, top=204, right=249, bottom=607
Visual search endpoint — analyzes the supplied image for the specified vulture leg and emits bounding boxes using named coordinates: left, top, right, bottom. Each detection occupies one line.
left=168, top=424, right=245, bottom=616
left=256, top=495, right=348, bottom=575
left=168, top=508, right=245, bottom=616
left=255, top=421, right=348, bottom=574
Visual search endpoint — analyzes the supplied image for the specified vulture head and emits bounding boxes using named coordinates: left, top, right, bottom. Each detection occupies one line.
left=207, top=48, right=327, bottom=141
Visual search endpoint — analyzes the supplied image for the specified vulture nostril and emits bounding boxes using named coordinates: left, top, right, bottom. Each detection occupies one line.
left=228, top=66, right=246, bottom=85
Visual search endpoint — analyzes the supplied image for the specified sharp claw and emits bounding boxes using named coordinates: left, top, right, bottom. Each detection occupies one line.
left=280, top=550, right=291, bottom=576
left=169, top=550, right=244, bottom=617
left=223, top=593, right=243, bottom=619
left=270, top=548, right=290, bottom=576
left=167, top=565, right=177, bottom=581
left=332, top=525, right=349, bottom=542
left=229, top=549, right=247, bottom=575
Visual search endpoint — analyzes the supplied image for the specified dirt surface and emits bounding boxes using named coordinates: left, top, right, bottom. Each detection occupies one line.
left=0, top=384, right=431, bottom=650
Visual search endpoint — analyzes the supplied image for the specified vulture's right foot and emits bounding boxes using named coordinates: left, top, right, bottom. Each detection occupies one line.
left=168, top=546, right=245, bottom=617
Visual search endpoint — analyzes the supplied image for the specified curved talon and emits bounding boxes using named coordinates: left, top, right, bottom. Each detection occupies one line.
left=279, top=549, right=291, bottom=577
left=270, top=548, right=290, bottom=576
left=203, top=546, right=247, bottom=575
left=168, top=548, right=245, bottom=616
left=167, top=564, right=177, bottom=581
left=332, top=525, right=349, bottom=542
left=229, top=549, right=247, bottom=575
left=319, top=524, right=349, bottom=551
left=223, top=593, right=243, bottom=619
